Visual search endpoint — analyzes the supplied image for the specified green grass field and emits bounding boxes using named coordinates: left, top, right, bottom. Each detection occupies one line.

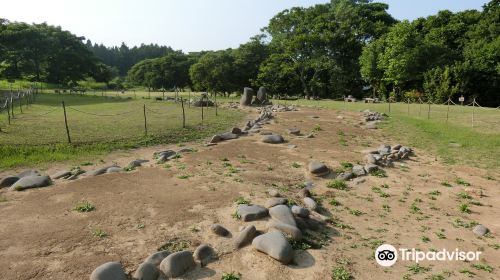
left=0, top=92, right=244, bottom=169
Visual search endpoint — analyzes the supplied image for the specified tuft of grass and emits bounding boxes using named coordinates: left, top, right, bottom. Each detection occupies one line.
left=440, top=181, right=453, bottom=187
left=329, top=198, right=342, bottom=206
left=421, top=236, right=431, bottom=243
left=177, top=174, right=191, bottom=179
left=221, top=272, right=242, bottom=280
left=459, top=203, right=471, bottom=214
left=234, top=197, right=250, bottom=205
left=349, top=209, right=364, bottom=216
left=457, top=192, right=472, bottom=199
left=92, top=229, right=108, bottom=238
left=313, top=124, right=322, bottom=132
left=331, top=266, right=353, bottom=280
left=327, top=180, right=348, bottom=190
left=290, top=239, right=312, bottom=250
left=370, top=169, right=387, bottom=178
left=73, top=200, right=96, bottom=212
left=340, top=162, right=353, bottom=169
left=471, top=263, right=493, bottom=273
left=158, top=239, right=191, bottom=252
left=291, top=162, right=302, bottom=168
left=231, top=210, right=241, bottom=220
left=407, top=264, right=431, bottom=274
left=455, top=178, right=471, bottom=186
left=409, top=203, right=421, bottom=214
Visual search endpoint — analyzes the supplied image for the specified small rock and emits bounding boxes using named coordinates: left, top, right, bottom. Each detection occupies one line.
left=472, top=225, right=489, bottom=236
left=193, top=244, right=216, bottom=266
left=285, top=128, right=300, bottom=135
left=267, top=221, right=302, bottom=240
left=133, top=262, right=159, bottom=280
left=393, top=144, right=402, bottom=150
left=303, top=197, right=318, bottom=211
left=336, top=172, right=354, bottom=181
left=89, top=165, right=116, bottom=176
left=352, top=165, right=366, bottom=177
left=259, top=130, right=274, bottom=135
left=378, top=144, right=391, bottom=155
left=364, top=154, right=377, bottom=164
left=262, top=134, right=285, bottom=144
left=269, top=205, right=296, bottom=226
left=237, top=204, right=268, bottom=222
left=126, top=159, right=149, bottom=169
left=10, top=175, right=51, bottom=191
left=159, top=251, right=196, bottom=278
left=234, top=225, right=256, bottom=249
left=52, top=170, right=72, bottom=180
left=144, top=250, right=170, bottom=266
left=366, top=122, right=377, bottom=129
left=252, top=231, right=294, bottom=264
left=268, top=189, right=280, bottom=197
left=364, top=164, right=379, bottom=173
left=265, top=198, right=287, bottom=208
left=288, top=144, right=297, bottom=149
left=210, top=224, right=230, bottom=237
left=299, top=188, right=311, bottom=198
left=90, top=262, right=127, bottom=280
left=308, top=161, right=329, bottom=176
left=291, top=206, right=310, bottom=218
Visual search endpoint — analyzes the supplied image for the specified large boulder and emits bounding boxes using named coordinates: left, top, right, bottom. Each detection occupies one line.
left=144, top=250, right=170, bottom=266
left=240, top=87, right=254, bottom=106
left=234, top=225, right=257, bottom=249
left=132, top=262, right=159, bottom=280
left=252, top=231, right=294, bottom=264
left=90, top=262, right=127, bottom=280
left=255, top=87, right=269, bottom=104
left=237, top=204, right=268, bottom=221
left=159, top=251, right=196, bottom=278
left=10, top=175, right=51, bottom=191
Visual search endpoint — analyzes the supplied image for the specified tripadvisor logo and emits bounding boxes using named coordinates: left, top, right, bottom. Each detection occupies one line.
left=375, top=244, right=482, bottom=267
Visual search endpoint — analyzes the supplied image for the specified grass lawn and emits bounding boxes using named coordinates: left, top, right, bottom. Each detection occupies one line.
left=0, top=93, right=244, bottom=169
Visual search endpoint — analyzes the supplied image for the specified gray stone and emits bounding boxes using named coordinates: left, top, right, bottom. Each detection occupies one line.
left=106, top=167, right=123, bottom=173
left=52, top=170, right=72, bottom=179
left=352, top=165, right=366, bottom=177
left=265, top=198, right=287, bottom=208
left=178, top=148, right=194, bottom=153
left=259, top=130, right=274, bottom=135
left=288, top=144, right=297, bottom=149
left=16, top=169, right=40, bottom=178
left=234, top=225, right=256, bottom=249
left=285, top=128, right=300, bottom=135
left=336, top=172, right=354, bottom=181
left=193, top=244, right=216, bottom=266
left=366, top=122, right=377, bottom=129
left=133, top=262, right=159, bottom=280
left=269, top=205, right=296, bottom=227
left=144, top=250, right=170, bottom=266
left=10, top=175, right=51, bottom=191
left=364, top=154, right=377, bottom=164
left=378, top=144, right=391, bottom=155
left=308, top=161, right=329, bottom=176
left=267, top=221, right=302, bottom=240
left=303, top=197, right=318, bottom=211
left=393, top=144, right=402, bottom=150
left=364, top=164, right=379, bottom=173
left=237, top=204, right=268, bottom=222
left=268, top=189, right=280, bottom=197
left=231, top=127, right=242, bottom=135
left=240, top=87, right=254, bottom=106
left=210, top=135, right=222, bottom=144
left=0, top=176, right=19, bottom=188
left=159, top=250, right=196, bottom=278
left=291, top=206, right=310, bottom=218
left=210, top=224, right=230, bottom=237
left=89, top=165, right=116, bottom=176
left=90, top=262, right=127, bottom=280
left=262, top=134, right=284, bottom=144
left=219, top=132, right=239, bottom=141
left=126, top=159, right=149, bottom=169
left=252, top=231, right=294, bottom=264
left=294, top=216, right=309, bottom=231
left=472, top=225, right=489, bottom=236
left=256, top=87, right=268, bottom=104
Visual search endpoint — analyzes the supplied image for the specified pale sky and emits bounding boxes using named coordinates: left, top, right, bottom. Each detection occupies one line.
left=0, top=0, right=488, bottom=52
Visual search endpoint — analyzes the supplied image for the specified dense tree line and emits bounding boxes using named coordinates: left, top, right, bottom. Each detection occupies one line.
left=86, top=41, right=174, bottom=76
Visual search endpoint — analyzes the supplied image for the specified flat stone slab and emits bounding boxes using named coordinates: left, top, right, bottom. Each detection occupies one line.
left=269, top=205, right=296, bottom=227
left=262, top=134, right=284, bottom=144
left=126, top=159, right=149, bottom=169
left=234, top=225, right=256, bottom=249
left=267, top=221, right=302, bottom=240
left=106, top=167, right=123, bottom=173
left=238, top=204, right=268, bottom=222
left=252, top=231, right=294, bottom=264
left=308, top=161, right=329, bottom=176
left=90, top=262, right=127, bottom=280
left=159, top=250, right=196, bottom=278
left=10, top=175, right=51, bottom=191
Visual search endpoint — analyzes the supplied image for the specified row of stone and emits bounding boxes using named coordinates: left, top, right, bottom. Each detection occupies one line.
left=308, top=160, right=379, bottom=180
left=364, top=144, right=413, bottom=167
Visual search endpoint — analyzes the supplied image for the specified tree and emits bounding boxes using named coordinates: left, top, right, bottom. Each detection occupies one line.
left=189, top=50, right=237, bottom=94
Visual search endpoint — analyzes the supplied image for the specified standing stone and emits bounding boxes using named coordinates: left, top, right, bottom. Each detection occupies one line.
left=256, top=87, right=268, bottom=104
left=234, top=225, right=256, bottom=249
left=240, top=87, right=254, bottom=106
left=210, top=224, right=230, bottom=237
left=133, top=262, right=159, bottom=280
left=159, top=251, right=196, bottom=278
left=269, top=205, right=296, bottom=227
left=308, top=161, right=330, bottom=176
left=252, top=231, right=294, bottom=264
left=303, top=197, right=318, bottom=211
left=90, top=262, right=127, bottom=280
left=193, top=244, right=216, bottom=266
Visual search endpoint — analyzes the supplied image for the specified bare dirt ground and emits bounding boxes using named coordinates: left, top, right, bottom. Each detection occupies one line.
left=0, top=107, right=498, bottom=280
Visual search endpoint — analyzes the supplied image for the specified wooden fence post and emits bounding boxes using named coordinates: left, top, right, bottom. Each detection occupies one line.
left=388, top=98, right=391, bottom=113
left=10, top=96, right=14, bottom=118
left=214, top=92, right=218, bottom=116
left=7, top=99, right=11, bottom=125
left=427, top=101, right=431, bottom=120
left=201, top=94, right=204, bottom=122
left=407, top=98, right=410, bottom=115
left=143, top=104, right=148, bottom=136
left=62, top=101, right=71, bottom=144
left=446, top=98, right=450, bottom=124
left=181, top=98, right=186, bottom=128
left=472, top=98, right=475, bottom=128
